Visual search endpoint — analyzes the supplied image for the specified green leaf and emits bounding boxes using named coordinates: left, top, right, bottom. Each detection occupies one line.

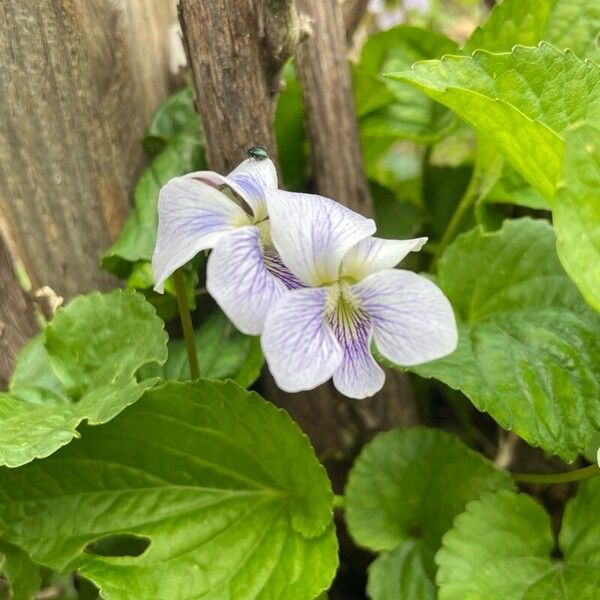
left=367, top=541, right=435, bottom=600
left=151, top=310, right=264, bottom=388
left=0, top=540, right=41, bottom=600
left=0, top=291, right=167, bottom=467
left=0, top=380, right=338, bottom=600
left=555, top=122, right=600, bottom=313
left=275, top=63, right=309, bottom=190
left=391, top=43, right=600, bottom=200
left=358, top=26, right=459, bottom=144
left=345, top=427, right=513, bottom=599
left=102, top=87, right=205, bottom=278
left=480, top=164, right=551, bottom=211
left=409, top=218, right=600, bottom=461
left=436, top=481, right=600, bottom=599
left=464, top=0, right=600, bottom=60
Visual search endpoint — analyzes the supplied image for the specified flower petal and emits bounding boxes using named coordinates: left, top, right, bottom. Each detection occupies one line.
left=188, top=158, right=277, bottom=222
left=341, top=236, right=427, bottom=281
left=266, top=190, right=376, bottom=286
left=261, top=288, right=343, bottom=392
left=206, top=226, right=298, bottom=335
left=354, top=269, right=458, bottom=366
left=152, top=177, right=250, bottom=292
left=328, top=305, right=385, bottom=399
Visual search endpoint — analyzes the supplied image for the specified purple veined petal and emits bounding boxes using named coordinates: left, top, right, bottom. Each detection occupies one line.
left=327, top=292, right=385, bottom=399
left=152, top=177, right=250, bottom=293
left=186, top=157, right=277, bottom=222
left=354, top=269, right=458, bottom=366
left=261, top=287, right=343, bottom=393
left=341, top=236, right=428, bottom=281
left=266, top=189, right=376, bottom=287
left=206, top=226, right=301, bottom=335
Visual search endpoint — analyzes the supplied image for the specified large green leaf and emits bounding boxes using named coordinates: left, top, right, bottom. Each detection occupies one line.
left=345, top=427, right=513, bottom=600
left=0, top=291, right=167, bottom=467
left=409, top=219, right=600, bottom=461
left=0, top=540, right=41, bottom=600
left=102, top=87, right=205, bottom=278
left=357, top=26, right=458, bottom=145
left=0, top=380, right=338, bottom=600
left=436, top=480, right=600, bottom=599
left=141, top=310, right=264, bottom=388
left=464, top=0, right=600, bottom=59
left=390, top=43, right=600, bottom=200
left=555, top=122, right=600, bottom=313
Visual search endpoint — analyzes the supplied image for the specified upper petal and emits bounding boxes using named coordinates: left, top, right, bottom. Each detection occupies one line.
left=341, top=236, right=427, bottom=281
left=261, top=287, right=343, bottom=393
left=187, top=157, right=277, bottom=222
left=266, top=189, right=376, bottom=286
left=152, top=177, right=250, bottom=293
left=354, top=269, right=458, bottom=366
left=206, top=226, right=298, bottom=335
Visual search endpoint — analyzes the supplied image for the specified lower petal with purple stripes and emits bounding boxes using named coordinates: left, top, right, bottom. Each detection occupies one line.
left=327, top=286, right=385, bottom=399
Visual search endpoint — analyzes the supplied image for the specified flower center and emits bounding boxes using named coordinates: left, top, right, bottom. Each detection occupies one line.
left=324, top=281, right=368, bottom=344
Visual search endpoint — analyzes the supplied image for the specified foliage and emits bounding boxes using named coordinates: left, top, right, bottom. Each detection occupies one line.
left=3, top=0, right=600, bottom=598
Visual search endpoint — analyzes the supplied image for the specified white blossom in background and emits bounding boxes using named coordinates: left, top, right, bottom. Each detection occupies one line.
left=260, top=190, right=458, bottom=399
left=152, top=157, right=301, bottom=335
left=368, top=0, right=430, bottom=30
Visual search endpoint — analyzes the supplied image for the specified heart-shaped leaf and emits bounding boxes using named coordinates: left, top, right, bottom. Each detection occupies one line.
left=0, top=380, right=337, bottom=600
left=345, top=427, right=513, bottom=599
left=0, top=291, right=167, bottom=467
left=390, top=43, right=600, bottom=201
left=409, top=218, right=600, bottom=461
left=436, top=479, right=600, bottom=599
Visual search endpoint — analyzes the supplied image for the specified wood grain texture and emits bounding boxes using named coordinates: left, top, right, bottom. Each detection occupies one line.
left=342, top=0, right=370, bottom=39
left=0, top=0, right=177, bottom=299
left=278, top=0, right=418, bottom=454
left=295, top=0, right=372, bottom=216
left=0, top=236, right=37, bottom=388
left=179, top=0, right=299, bottom=173
left=179, top=0, right=417, bottom=465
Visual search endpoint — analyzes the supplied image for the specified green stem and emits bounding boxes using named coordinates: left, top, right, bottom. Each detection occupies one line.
left=430, top=168, right=479, bottom=270
left=512, top=464, right=600, bottom=485
left=173, top=270, right=200, bottom=380
left=333, top=494, right=345, bottom=509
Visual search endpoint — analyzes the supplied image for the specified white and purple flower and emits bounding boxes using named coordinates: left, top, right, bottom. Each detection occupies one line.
left=152, top=159, right=458, bottom=399
left=152, top=157, right=301, bottom=334
left=260, top=190, right=458, bottom=399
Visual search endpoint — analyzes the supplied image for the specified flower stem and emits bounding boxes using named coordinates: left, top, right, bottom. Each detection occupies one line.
left=430, top=168, right=479, bottom=270
left=512, top=464, right=600, bottom=485
left=173, top=269, right=200, bottom=380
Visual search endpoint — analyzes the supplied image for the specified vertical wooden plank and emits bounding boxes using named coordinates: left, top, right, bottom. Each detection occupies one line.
left=0, top=235, right=37, bottom=388
left=178, top=0, right=299, bottom=173
left=0, top=0, right=176, bottom=299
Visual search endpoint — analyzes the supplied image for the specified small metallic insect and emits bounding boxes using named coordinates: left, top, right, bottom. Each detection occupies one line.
left=247, top=146, right=269, bottom=160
